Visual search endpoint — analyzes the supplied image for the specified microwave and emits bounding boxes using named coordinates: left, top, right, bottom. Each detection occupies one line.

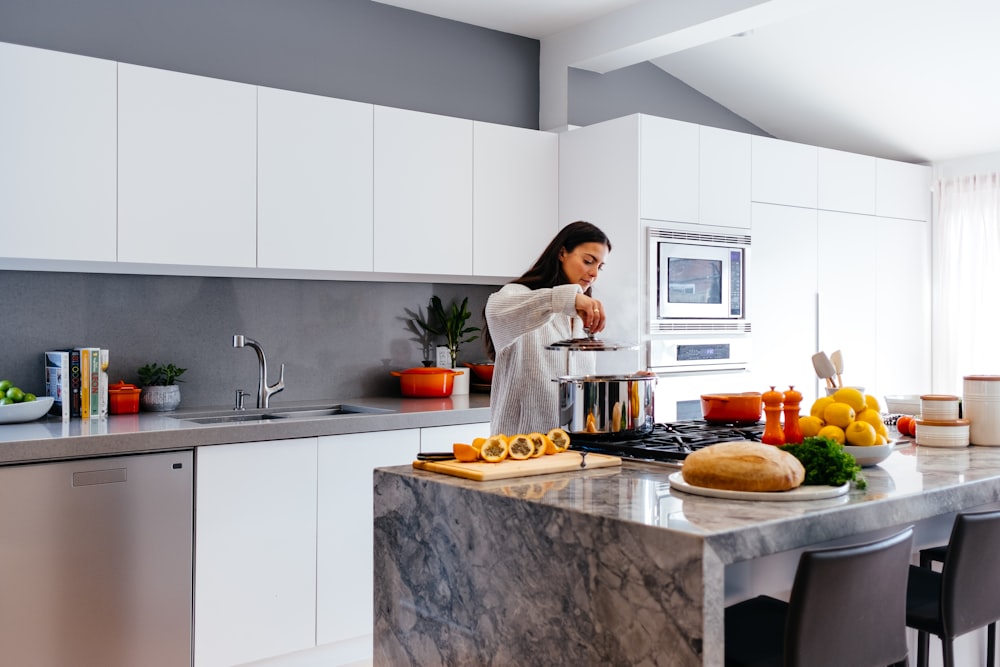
left=647, top=224, right=751, bottom=334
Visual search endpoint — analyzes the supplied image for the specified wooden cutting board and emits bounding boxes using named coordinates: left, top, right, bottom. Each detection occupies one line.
left=412, top=451, right=621, bottom=481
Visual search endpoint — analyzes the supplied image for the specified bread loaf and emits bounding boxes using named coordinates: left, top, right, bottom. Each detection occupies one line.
left=681, top=441, right=805, bottom=492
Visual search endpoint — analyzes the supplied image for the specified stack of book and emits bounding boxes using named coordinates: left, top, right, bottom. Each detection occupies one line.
left=44, top=348, right=109, bottom=420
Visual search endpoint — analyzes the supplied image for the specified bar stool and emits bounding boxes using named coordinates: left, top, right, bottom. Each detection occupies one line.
left=725, top=527, right=913, bottom=667
left=906, top=509, right=1000, bottom=667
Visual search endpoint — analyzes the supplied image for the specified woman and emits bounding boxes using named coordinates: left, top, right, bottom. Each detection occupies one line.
left=483, top=221, right=611, bottom=437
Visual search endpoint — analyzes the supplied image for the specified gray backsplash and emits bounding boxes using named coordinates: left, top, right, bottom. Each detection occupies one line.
left=2, top=270, right=499, bottom=408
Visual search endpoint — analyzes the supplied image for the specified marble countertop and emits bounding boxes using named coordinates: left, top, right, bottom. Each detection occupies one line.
left=396, top=438, right=1000, bottom=563
left=0, top=394, right=491, bottom=466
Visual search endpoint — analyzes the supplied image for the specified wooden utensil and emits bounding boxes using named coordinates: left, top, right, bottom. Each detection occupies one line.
left=830, top=350, right=844, bottom=388
left=811, top=351, right=836, bottom=388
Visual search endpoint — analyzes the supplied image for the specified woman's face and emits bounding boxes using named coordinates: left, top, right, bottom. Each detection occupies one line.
left=559, top=242, right=608, bottom=291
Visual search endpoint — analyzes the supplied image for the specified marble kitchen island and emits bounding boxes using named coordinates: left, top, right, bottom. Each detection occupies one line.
left=374, top=441, right=1000, bottom=666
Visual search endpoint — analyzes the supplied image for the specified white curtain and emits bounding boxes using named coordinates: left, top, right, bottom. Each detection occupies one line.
left=933, top=173, right=1000, bottom=395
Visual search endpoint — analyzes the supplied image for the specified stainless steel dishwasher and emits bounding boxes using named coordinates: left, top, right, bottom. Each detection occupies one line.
left=0, top=450, right=193, bottom=666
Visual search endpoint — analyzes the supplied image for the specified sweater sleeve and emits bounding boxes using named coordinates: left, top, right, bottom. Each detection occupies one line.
left=485, top=283, right=580, bottom=354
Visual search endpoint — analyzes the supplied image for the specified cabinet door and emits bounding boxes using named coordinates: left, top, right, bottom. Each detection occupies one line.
left=420, top=422, right=491, bottom=451
left=118, top=64, right=256, bottom=267
left=0, top=42, right=116, bottom=261
left=639, top=116, right=699, bottom=223
left=752, top=136, right=817, bottom=209
left=876, top=159, right=931, bottom=221
left=750, top=204, right=820, bottom=405
left=316, top=430, right=419, bottom=648
left=258, top=87, right=374, bottom=271
left=374, top=106, right=473, bottom=275
left=473, top=122, right=557, bottom=277
left=817, top=147, right=876, bottom=215
left=817, top=211, right=879, bottom=395
left=875, top=216, right=931, bottom=397
left=194, top=439, right=318, bottom=667
left=700, top=126, right=751, bottom=228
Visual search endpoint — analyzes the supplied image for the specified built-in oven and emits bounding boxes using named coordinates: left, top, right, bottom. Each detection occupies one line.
left=647, top=223, right=750, bottom=334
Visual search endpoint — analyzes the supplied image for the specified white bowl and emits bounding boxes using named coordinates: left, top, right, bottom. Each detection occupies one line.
left=0, top=396, right=55, bottom=424
left=884, top=394, right=922, bottom=415
left=825, top=385, right=865, bottom=397
left=844, top=440, right=895, bottom=467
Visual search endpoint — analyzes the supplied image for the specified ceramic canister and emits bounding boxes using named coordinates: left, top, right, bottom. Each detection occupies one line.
left=920, top=394, right=961, bottom=421
left=914, top=418, right=971, bottom=448
left=964, top=375, right=1000, bottom=446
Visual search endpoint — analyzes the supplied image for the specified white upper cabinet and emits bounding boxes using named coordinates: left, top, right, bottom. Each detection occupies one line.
left=0, top=42, right=116, bottom=261
left=118, top=63, right=257, bottom=267
left=639, top=116, right=699, bottom=223
left=258, top=88, right=374, bottom=271
left=373, top=106, right=473, bottom=275
left=752, top=136, right=818, bottom=209
left=700, top=126, right=752, bottom=228
left=876, top=158, right=931, bottom=221
left=817, top=147, right=877, bottom=215
left=472, top=122, right=558, bottom=278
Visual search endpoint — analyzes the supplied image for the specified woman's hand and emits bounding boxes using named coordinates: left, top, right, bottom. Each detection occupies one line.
left=575, top=294, right=606, bottom=333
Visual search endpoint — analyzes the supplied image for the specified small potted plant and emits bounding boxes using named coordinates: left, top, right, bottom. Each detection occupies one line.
left=137, top=362, right=187, bottom=412
left=413, top=296, right=480, bottom=395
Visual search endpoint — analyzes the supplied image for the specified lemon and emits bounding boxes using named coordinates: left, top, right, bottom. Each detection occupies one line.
left=865, top=394, right=881, bottom=412
left=845, top=421, right=878, bottom=446
left=875, top=420, right=889, bottom=437
left=824, top=402, right=856, bottom=428
left=810, top=397, right=835, bottom=418
left=855, top=408, right=883, bottom=429
left=832, top=387, right=866, bottom=412
left=799, top=415, right=825, bottom=437
left=818, top=424, right=846, bottom=444
left=874, top=433, right=887, bottom=445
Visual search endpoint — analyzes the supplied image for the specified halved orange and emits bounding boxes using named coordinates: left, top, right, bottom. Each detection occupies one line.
left=507, top=434, right=534, bottom=460
left=480, top=435, right=509, bottom=462
left=547, top=428, right=571, bottom=453
left=471, top=436, right=487, bottom=452
left=453, top=442, right=480, bottom=462
left=527, top=432, right=551, bottom=457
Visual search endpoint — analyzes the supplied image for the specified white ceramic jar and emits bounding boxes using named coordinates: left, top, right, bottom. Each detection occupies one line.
left=920, top=394, right=961, bottom=421
left=914, top=417, right=970, bottom=448
left=964, top=375, right=1000, bottom=445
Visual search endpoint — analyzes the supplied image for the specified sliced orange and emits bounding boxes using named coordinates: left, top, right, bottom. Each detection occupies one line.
left=471, top=436, right=487, bottom=452
left=453, top=442, right=480, bottom=462
left=527, top=432, right=550, bottom=457
left=480, top=435, right=509, bottom=462
left=547, top=428, right=571, bottom=452
left=507, top=434, right=534, bottom=460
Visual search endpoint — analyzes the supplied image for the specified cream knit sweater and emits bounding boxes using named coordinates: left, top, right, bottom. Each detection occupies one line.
left=485, top=283, right=594, bottom=436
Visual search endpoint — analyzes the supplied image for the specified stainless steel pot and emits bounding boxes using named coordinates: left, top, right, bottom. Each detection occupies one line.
left=554, top=374, right=656, bottom=438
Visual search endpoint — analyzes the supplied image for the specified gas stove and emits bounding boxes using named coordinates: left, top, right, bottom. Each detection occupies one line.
left=570, top=420, right=764, bottom=466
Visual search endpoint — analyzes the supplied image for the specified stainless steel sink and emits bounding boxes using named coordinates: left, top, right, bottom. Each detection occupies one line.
left=179, top=404, right=395, bottom=425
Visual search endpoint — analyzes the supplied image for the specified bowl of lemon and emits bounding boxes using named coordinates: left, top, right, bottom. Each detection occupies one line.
left=843, top=440, right=896, bottom=467
left=800, top=386, right=895, bottom=466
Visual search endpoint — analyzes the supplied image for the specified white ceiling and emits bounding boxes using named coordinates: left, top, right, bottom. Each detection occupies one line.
left=375, top=0, right=1000, bottom=164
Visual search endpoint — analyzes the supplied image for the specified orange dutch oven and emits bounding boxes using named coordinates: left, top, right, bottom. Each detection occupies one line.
left=390, top=367, right=461, bottom=398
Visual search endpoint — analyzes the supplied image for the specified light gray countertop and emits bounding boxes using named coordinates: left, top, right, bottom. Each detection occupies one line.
left=0, top=394, right=491, bottom=466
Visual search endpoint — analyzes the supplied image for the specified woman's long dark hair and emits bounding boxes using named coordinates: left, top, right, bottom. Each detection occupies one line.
left=482, top=221, right=611, bottom=359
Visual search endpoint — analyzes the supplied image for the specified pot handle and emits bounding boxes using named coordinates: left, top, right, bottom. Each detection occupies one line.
left=701, top=395, right=730, bottom=402
left=390, top=371, right=402, bottom=377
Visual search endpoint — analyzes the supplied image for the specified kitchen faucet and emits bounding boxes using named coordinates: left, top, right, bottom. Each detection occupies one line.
left=233, top=334, right=285, bottom=408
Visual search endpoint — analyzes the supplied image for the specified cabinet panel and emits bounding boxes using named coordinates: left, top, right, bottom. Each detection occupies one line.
left=374, top=106, right=473, bottom=275
left=0, top=42, right=117, bottom=261
left=317, top=430, right=418, bottom=647
left=195, top=439, right=318, bottom=667
left=258, top=87, right=374, bottom=271
left=876, top=159, right=931, bottom=221
left=420, top=422, right=491, bottom=451
left=749, top=204, right=819, bottom=405
left=817, top=147, right=876, bottom=215
left=640, top=116, right=699, bottom=223
left=700, top=126, right=751, bottom=228
left=752, top=136, right=817, bottom=209
left=473, top=122, right=557, bottom=277
left=118, top=64, right=257, bottom=267
left=817, top=211, right=879, bottom=396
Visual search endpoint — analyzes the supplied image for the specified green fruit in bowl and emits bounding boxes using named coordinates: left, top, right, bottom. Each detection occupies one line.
left=23, top=393, right=36, bottom=402
left=0, top=380, right=11, bottom=393
left=6, top=387, right=25, bottom=403
left=0, top=397, right=13, bottom=406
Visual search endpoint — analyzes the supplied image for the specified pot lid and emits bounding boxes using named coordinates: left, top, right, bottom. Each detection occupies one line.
left=546, top=336, right=637, bottom=352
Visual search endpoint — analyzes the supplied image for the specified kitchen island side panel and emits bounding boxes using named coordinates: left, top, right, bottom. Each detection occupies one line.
left=374, top=467, right=710, bottom=666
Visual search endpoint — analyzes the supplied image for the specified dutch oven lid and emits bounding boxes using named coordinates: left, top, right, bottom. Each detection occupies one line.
left=545, top=336, right=637, bottom=352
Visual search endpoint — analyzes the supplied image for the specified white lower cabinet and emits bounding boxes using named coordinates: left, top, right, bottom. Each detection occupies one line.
left=419, top=422, right=491, bottom=451
left=316, top=429, right=418, bottom=652
left=194, top=438, right=318, bottom=667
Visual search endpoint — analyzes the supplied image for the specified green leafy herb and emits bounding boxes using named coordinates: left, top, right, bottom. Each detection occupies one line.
left=780, top=436, right=866, bottom=489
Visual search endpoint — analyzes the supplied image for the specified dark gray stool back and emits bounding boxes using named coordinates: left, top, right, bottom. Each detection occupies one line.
left=941, top=510, right=1000, bottom=638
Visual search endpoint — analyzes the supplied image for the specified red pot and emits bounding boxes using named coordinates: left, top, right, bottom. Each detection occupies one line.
left=463, top=362, right=494, bottom=384
left=391, top=367, right=460, bottom=398
left=700, top=392, right=762, bottom=424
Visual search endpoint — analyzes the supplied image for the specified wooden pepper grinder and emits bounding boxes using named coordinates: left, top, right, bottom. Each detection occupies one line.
left=782, top=386, right=804, bottom=444
left=762, top=386, right=785, bottom=445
